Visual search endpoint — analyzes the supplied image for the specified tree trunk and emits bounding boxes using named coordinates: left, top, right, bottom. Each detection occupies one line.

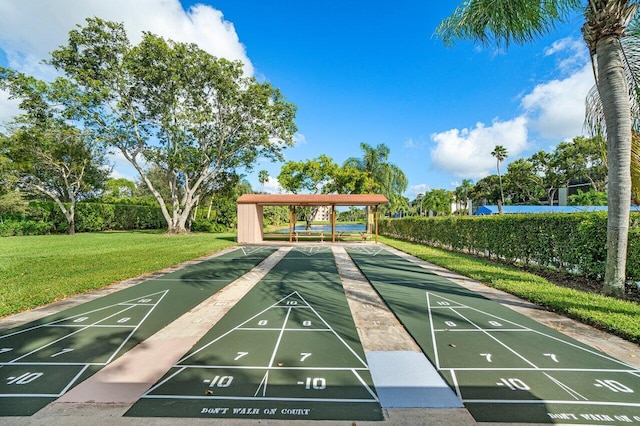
left=597, top=36, right=632, bottom=297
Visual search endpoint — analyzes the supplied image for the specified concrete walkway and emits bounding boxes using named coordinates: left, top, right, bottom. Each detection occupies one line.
left=2, top=243, right=638, bottom=425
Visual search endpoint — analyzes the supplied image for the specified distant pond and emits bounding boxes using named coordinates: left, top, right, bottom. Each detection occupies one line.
left=275, top=224, right=366, bottom=233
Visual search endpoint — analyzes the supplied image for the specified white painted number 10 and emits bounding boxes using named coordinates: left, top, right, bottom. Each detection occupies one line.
left=498, top=378, right=530, bottom=391
left=6, top=372, right=43, bottom=385
left=595, top=379, right=633, bottom=393
left=304, top=377, right=326, bottom=390
left=208, top=375, right=233, bottom=388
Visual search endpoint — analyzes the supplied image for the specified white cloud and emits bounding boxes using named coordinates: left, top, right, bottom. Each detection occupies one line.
left=429, top=117, right=528, bottom=179
left=408, top=184, right=430, bottom=198
left=404, top=137, right=426, bottom=149
left=0, top=0, right=252, bottom=76
left=428, top=36, right=594, bottom=180
left=293, top=132, right=307, bottom=145
left=107, top=150, right=145, bottom=181
left=544, top=37, right=589, bottom=75
left=0, top=0, right=253, bottom=176
left=260, top=176, right=282, bottom=194
left=520, top=63, right=594, bottom=140
left=0, top=90, right=20, bottom=130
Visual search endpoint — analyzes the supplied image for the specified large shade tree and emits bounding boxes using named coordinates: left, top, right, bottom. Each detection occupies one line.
left=0, top=72, right=110, bottom=234
left=46, top=18, right=297, bottom=234
left=437, top=0, right=638, bottom=297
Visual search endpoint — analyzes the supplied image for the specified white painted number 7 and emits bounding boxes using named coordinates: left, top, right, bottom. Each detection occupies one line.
left=300, top=352, right=312, bottom=362
left=234, top=352, right=249, bottom=361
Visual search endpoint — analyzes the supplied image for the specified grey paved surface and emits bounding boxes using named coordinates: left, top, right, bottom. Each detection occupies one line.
left=1, top=242, right=638, bottom=425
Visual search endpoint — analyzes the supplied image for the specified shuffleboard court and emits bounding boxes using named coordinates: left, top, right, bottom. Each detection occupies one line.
left=347, top=247, right=640, bottom=424
left=0, top=246, right=276, bottom=416
left=126, top=246, right=383, bottom=421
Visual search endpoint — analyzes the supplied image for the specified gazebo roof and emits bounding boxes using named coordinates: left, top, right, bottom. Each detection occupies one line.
left=237, top=193, right=388, bottom=206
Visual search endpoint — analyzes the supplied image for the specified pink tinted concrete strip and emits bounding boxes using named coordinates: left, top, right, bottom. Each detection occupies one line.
left=57, top=247, right=291, bottom=404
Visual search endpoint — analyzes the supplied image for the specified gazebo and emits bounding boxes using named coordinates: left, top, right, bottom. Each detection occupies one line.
left=237, top=194, right=388, bottom=244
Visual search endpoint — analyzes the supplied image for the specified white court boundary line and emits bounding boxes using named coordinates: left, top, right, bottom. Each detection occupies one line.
left=426, top=290, right=640, bottom=407
left=0, top=291, right=169, bottom=398
left=143, top=290, right=378, bottom=403
left=427, top=291, right=637, bottom=369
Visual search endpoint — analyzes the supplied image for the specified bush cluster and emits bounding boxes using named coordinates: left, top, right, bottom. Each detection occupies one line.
left=379, top=212, right=640, bottom=283
left=2, top=201, right=166, bottom=235
left=0, top=219, right=53, bottom=236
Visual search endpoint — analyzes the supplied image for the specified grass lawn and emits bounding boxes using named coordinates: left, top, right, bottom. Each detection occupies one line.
left=0, top=231, right=236, bottom=317
left=379, top=236, right=640, bottom=345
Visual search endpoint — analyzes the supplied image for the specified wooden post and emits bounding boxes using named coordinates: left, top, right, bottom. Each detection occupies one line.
left=374, top=205, right=379, bottom=243
left=331, top=204, right=336, bottom=242
left=289, top=206, right=295, bottom=243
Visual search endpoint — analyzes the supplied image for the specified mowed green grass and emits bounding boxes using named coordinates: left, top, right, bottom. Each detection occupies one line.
left=379, top=236, right=640, bottom=344
left=0, top=232, right=236, bottom=317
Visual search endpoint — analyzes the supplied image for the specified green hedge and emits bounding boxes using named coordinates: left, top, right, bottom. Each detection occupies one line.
left=26, top=201, right=165, bottom=233
left=379, top=212, right=640, bottom=283
left=0, top=219, right=53, bottom=236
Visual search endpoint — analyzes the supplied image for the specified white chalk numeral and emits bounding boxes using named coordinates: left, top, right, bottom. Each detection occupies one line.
left=258, top=320, right=268, bottom=326
left=488, top=321, right=502, bottom=327
left=303, top=320, right=312, bottom=327
left=543, top=353, right=559, bottom=363
left=444, top=321, right=457, bottom=327
left=480, top=353, right=493, bottom=362
left=304, top=377, right=326, bottom=390
left=234, top=352, right=248, bottom=361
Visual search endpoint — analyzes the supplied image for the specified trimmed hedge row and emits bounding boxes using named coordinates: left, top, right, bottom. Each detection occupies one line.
left=26, top=201, right=166, bottom=233
left=0, top=219, right=53, bottom=237
left=379, top=213, right=640, bottom=283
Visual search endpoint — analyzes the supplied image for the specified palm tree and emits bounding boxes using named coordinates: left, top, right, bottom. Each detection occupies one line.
left=455, top=179, right=474, bottom=214
left=437, top=0, right=638, bottom=297
left=344, top=143, right=407, bottom=228
left=258, top=169, right=269, bottom=190
left=585, top=18, right=640, bottom=204
left=491, top=145, right=508, bottom=213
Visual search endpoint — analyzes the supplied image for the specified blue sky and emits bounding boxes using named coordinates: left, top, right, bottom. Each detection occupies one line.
left=0, top=1, right=593, bottom=198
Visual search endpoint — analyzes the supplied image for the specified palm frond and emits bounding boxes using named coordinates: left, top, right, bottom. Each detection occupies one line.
left=436, top=0, right=582, bottom=47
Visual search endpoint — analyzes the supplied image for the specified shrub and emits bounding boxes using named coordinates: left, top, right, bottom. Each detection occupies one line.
left=0, top=219, right=52, bottom=236
left=191, top=218, right=228, bottom=233
left=379, top=212, right=640, bottom=283
left=0, top=201, right=166, bottom=236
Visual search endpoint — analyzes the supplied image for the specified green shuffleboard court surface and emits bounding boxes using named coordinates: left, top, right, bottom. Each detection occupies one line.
left=0, top=246, right=276, bottom=416
left=126, top=246, right=382, bottom=421
left=346, top=247, right=640, bottom=424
